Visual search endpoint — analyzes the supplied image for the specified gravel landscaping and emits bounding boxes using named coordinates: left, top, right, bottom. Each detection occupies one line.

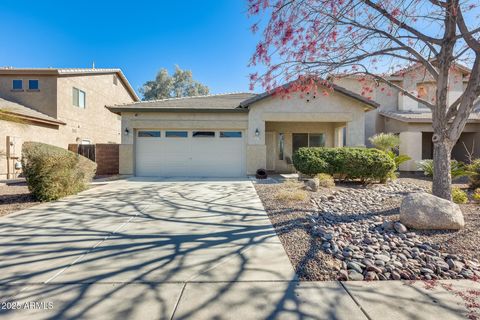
left=0, top=181, right=39, bottom=217
left=255, top=177, right=480, bottom=281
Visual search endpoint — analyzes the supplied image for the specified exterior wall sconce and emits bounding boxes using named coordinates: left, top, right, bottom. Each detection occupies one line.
left=255, top=128, right=260, bottom=137
left=124, top=128, right=130, bottom=136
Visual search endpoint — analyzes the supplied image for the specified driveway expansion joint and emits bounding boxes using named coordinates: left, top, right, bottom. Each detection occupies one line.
left=340, top=281, right=374, bottom=320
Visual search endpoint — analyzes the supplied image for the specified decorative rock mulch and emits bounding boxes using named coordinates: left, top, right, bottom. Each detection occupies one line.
left=307, top=181, right=480, bottom=281
left=312, top=181, right=428, bottom=215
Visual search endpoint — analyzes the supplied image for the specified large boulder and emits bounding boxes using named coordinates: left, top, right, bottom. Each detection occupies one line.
left=400, top=193, right=465, bottom=230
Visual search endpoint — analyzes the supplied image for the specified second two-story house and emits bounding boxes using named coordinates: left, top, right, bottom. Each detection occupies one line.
left=0, top=68, right=139, bottom=179
left=334, top=63, right=480, bottom=170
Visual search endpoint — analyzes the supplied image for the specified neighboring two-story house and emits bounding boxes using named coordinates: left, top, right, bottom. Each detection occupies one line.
left=0, top=68, right=138, bottom=179
left=334, top=63, right=480, bottom=171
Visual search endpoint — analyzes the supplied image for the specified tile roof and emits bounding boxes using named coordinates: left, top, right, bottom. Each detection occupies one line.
left=0, top=67, right=139, bottom=101
left=107, top=92, right=256, bottom=113
left=0, top=98, right=65, bottom=125
left=380, top=110, right=480, bottom=123
left=239, top=81, right=379, bottom=110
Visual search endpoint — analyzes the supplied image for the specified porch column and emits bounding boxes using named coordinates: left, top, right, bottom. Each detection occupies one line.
left=399, top=131, right=422, bottom=171
left=334, top=126, right=345, bottom=147
left=346, top=117, right=365, bottom=146
left=246, top=120, right=266, bottom=175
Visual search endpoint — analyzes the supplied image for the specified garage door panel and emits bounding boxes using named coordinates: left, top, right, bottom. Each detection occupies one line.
left=135, top=130, right=245, bottom=177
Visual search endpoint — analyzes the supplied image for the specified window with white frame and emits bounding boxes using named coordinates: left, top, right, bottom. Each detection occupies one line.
left=73, top=87, right=86, bottom=108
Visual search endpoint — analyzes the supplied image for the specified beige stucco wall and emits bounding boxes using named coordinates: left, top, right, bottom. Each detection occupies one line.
left=119, top=111, right=249, bottom=175
left=335, top=68, right=468, bottom=146
left=335, top=77, right=397, bottom=146
left=119, top=144, right=134, bottom=175
left=0, top=120, right=60, bottom=178
left=56, top=74, right=135, bottom=146
left=0, top=73, right=136, bottom=179
left=246, top=91, right=368, bottom=174
left=399, top=131, right=423, bottom=171
left=0, top=75, right=58, bottom=117
left=118, top=92, right=370, bottom=176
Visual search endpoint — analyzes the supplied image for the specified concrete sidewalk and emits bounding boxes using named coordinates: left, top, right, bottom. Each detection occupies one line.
left=1, top=279, right=478, bottom=319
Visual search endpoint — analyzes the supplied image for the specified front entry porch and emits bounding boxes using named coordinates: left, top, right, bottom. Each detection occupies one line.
left=264, top=121, right=347, bottom=173
left=399, top=130, right=480, bottom=171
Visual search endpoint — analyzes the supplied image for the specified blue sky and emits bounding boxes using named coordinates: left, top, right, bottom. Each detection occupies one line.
left=0, top=0, right=260, bottom=96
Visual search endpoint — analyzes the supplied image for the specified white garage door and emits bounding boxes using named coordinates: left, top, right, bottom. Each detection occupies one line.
left=135, top=129, right=245, bottom=177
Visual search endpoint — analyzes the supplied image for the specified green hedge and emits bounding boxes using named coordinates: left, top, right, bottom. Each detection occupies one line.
left=292, top=147, right=395, bottom=183
left=22, top=142, right=97, bottom=201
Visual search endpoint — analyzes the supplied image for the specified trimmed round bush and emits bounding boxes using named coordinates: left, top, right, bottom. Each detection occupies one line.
left=21, top=142, right=97, bottom=201
left=293, top=147, right=395, bottom=183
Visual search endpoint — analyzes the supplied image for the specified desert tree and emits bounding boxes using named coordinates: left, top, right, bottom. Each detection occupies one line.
left=248, top=0, right=480, bottom=200
left=140, top=65, right=209, bottom=100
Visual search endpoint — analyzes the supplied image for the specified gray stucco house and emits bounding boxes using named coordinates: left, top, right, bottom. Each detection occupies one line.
left=107, top=84, right=377, bottom=177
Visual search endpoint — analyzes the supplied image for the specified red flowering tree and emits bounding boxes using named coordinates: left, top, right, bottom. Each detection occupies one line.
left=248, top=0, right=480, bottom=200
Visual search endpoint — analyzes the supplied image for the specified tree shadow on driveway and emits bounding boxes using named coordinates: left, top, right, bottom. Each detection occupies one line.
left=0, top=180, right=360, bottom=319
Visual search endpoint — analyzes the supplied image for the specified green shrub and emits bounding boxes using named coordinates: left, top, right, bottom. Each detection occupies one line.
left=369, top=133, right=400, bottom=152
left=468, top=159, right=480, bottom=189
left=22, top=142, right=97, bottom=201
left=418, top=159, right=470, bottom=180
left=418, top=160, right=434, bottom=177
left=472, top=188, right=480, bottom=202
left=387, top=151, right=411, bottom=169
left=316, top=173, right=335, bottom=188
left=369, top=133, right=410, bottom=171
left=292, top=147, right=395, bottom=183
left=451, top=187, right=468, bottom=204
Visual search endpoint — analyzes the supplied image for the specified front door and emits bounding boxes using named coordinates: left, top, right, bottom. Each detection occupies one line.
left=265, top=132, right=275, bottom=171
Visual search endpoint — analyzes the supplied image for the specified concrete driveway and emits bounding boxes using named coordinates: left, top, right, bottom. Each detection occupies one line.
left=0, top=178, right=315, bottom=319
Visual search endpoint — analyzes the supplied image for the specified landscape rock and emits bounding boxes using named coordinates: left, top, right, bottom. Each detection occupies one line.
left=348, top=270, right=364, bottom=281
left=338, top=270, right=349, bottom=281
left=394, top=222, right=407, bottom=233
left=400, top=193, right=465, bottom=230
left=305, top=178, right=319, bottom=192
left=305, top=181, right=478, bottom=281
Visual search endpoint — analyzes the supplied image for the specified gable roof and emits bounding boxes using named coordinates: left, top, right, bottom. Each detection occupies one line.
left=0, top=98, right=66, bottom=125
left=107, top=92, right=256, bottom=113
left=390, top=60, right=471, bottom=77
left=239, top=81, right=379, bottom=110
left=0, top=67, right=139, bottom=101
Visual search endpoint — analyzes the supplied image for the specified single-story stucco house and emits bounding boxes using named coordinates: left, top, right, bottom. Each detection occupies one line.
left=107, top=84, right=378, bottom=177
